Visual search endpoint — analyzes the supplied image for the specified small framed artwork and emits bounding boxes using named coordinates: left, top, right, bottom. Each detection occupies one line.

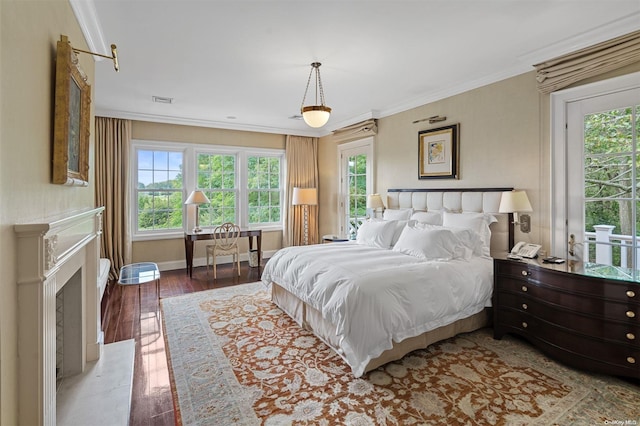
left=418, top=123, right=459, bottom=179
left=52, top=35, right=91, bottom=186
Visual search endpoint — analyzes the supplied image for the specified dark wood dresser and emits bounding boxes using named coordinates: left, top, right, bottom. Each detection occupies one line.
left=493, top=254, right=639, bottom=379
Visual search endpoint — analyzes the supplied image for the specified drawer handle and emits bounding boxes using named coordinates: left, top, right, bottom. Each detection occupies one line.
left=626, top=311, right=636, bottom=318
left=522, top=303, right=528, bottom=310
left=521, top=285, right=528, bottom=292
left=627, top=357, right=636, bottom=364
left=521, top=270, right=530, bottom=276
left=522, top=322, right=528, bottom=328
left=627, top=333, right=635, bottom=340
left=627, top=290, right=636, bottom=298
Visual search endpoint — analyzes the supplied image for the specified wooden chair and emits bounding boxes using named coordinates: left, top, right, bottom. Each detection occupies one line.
left=206, top=222, right=241, bottom=279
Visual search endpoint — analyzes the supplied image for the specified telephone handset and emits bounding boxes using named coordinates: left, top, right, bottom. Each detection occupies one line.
left=509, top=241, right=542, bottom=259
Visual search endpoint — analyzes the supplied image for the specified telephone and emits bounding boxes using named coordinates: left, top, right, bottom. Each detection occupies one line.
left=509, top=241, right=542, bottom=259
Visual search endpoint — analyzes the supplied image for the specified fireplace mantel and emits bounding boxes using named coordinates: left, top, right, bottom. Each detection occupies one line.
left=15, top=207, right=104, bottom=426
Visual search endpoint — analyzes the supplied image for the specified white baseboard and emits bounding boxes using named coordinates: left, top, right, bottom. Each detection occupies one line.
left=154, top=249, right=277, bottom=272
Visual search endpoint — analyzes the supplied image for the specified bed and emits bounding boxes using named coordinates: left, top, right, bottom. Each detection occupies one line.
left=261, top=188, right=514, bottom=377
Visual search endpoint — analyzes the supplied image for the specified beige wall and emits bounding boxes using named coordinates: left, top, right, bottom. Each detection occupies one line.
left=319, top=63, right=640, bottom=254
left=0, top=1, right=95, bottom=423
left=130, top=121, right=286, bottom=264
left=319, top=72, right=544, bottom=247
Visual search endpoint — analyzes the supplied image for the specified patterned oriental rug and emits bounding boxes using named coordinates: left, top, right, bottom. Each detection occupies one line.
left=161, top=283, right=639, bottom=425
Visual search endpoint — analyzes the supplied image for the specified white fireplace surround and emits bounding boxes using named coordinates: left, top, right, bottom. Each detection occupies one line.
left=15, top=207, right=104, bottom=426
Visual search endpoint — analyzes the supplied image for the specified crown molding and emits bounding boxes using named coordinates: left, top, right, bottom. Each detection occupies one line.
left=517, top=12, right=640, bottom=65
left=94, top=108, right=328, bottom=137
left=69, top=0, right=110, bottom=58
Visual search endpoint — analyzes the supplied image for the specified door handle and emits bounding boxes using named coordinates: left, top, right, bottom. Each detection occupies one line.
left=568, top=234, right=575, bottom=257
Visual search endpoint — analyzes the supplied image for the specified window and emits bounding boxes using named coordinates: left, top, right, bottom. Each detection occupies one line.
left=132, top=141, right=284, bottom=240
left=135, top=149, right=184, bottom=233
left=197, top=153, right=237, bottom=225
left=247, top=155, right=281, bottom=225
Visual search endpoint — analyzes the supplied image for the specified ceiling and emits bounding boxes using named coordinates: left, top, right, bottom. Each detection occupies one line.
left=73, top=1, right=640, bottom=137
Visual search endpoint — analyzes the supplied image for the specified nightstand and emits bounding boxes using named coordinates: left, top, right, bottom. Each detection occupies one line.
left=493, top=253, right=639, bottom=379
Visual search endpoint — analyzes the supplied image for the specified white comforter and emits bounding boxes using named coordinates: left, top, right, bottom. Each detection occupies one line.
left=261, top=242, right=493, bottom=377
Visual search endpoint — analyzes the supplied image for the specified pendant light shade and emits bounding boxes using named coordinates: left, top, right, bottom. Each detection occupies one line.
left=300, top=62, right=331, bottom=128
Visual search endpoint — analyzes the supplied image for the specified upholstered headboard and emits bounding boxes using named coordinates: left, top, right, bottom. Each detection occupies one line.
left=387, top=188, right=514, bottom=254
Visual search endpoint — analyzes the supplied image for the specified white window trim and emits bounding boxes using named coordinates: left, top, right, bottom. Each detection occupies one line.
left=131, top=139, right=284, bottom=241
left=550, top=71, right=640, bottom=256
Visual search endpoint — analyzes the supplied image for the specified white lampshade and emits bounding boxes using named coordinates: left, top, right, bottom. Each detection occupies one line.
left=302, top=106, right=331, bottom=128
left=185, top=190, right=210, bottom=205
left=366, top=193, right=385, bottom=209
left=499, top=190, right=532, bottom=213
left=292, top=187, right=318, bottom=206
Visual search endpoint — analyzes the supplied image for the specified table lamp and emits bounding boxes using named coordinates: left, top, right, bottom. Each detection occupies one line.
left=185, top=190, right=210, bottom=233
left=366, top=193, right=385, bottom=218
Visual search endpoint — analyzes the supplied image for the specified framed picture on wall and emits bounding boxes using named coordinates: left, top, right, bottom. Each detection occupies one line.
left=52, top=35, right=91, bottom=186
left=418, top=123, right=459, bottom=179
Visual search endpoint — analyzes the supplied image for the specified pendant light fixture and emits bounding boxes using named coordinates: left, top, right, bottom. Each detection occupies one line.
left=300, top=62, right=331, bottom=128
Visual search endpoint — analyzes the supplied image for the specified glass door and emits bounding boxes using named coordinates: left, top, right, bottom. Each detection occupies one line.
left=565, top=88, right=640, bottom=276
left=338, top=138, right=373, bottom=239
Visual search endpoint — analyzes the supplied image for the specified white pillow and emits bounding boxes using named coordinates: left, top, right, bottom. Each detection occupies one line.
left=388, top=219, right=417, bottom=246
left=442, top=212, right=497, bottom=255
left=411, top=211, right=443, bottom=226
left=356, top=220, right=397, bottom=249
left=414, top=222, right=483, bottom=258
left=392, top=225, right=467, bottom=261
left=383, top=208, right=413, bottom=221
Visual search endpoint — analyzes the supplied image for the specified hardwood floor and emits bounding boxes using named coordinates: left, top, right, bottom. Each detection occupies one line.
left=103, top=262, right=262, bottom=425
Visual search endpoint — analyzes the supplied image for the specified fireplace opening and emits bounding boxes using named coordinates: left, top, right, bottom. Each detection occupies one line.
left=55, top=267, right=83, bottom=386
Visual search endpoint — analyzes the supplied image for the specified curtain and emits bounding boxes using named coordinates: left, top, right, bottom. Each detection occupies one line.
left=284, top=135, right=319, bottom=246
left=332, top=119, right=377, bottom=144
left=95, top=117, right=132, bottom=279
left=534, top=30, right=640, bottom=94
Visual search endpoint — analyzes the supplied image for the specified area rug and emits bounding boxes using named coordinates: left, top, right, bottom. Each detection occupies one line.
left=161, top=282, right=640, bottom=425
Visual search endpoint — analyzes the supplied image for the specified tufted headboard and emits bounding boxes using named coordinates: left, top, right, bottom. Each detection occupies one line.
left=387, top=188, right=514, bottom=254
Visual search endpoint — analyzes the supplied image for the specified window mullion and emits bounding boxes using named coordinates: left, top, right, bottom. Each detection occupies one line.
left=238, top=151, right=247, bottom=228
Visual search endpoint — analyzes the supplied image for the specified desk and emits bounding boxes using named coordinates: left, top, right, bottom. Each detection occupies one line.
left=184, top=229, right=262, bottom=277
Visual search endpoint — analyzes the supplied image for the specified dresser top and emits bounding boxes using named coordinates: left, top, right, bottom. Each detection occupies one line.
left=492, top=252, right=640, bottom=284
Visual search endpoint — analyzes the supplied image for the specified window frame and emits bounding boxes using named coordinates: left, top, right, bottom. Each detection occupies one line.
left=246, top=152, right=285, bottom=228
left=131, top=142, right=187, bottom=241
left=131, top=139, right=284, bottom=241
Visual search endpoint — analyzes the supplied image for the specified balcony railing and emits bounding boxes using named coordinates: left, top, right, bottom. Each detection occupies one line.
left=584, top=224, right=640, bottom=268
left=347, top=216, right=367, bottom=240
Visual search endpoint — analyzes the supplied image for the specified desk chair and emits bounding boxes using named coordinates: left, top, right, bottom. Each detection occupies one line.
left=206, top=222, right=241, bottom=279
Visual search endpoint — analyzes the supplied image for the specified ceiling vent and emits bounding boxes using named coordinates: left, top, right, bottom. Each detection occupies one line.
left=152, top=96, right=173, bottom=104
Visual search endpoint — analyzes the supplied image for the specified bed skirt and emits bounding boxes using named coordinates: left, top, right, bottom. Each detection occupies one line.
left=271, top=282, right=490, bottom=374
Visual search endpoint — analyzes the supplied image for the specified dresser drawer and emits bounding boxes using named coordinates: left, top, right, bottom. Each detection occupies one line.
left=497, top=291, right=639, bottom=346
left=496, top=276, right=640, bottom=322
left=496, top=309, right=640, bottom=371
left=495, top=260, right=640, bottom=303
